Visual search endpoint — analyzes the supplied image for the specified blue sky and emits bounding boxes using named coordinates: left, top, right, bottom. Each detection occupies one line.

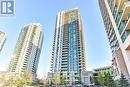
left=0, top=0, right=112, bottom=78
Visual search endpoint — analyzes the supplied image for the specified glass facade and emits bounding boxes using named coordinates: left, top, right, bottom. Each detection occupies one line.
left=8, top=23, right=43, bottom=76
left=0, top=31, right=6, bottom=52
left=51, top=8, right=86, bottom=84
left=111, top=0, right=130, bottom=43
left=99, top=0, right=130, bottom=80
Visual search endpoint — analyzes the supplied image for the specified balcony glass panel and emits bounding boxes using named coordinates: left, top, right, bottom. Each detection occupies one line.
left=113, top=5, right=117, bottom=18
left=118, top=20, right=127, bottom=35
left=115, top=12, right=122, bottom=25
left=121, top=30, right=130, bottom=42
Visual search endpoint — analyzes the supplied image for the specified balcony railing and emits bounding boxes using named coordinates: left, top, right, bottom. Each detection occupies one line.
left=121, top=1, right=130, bottom=20
left=118, top=0, right=125, bottom=11
left=122, top=1, right=130, bottom=11
left=121, top=30, right=130, bottom=43
left=125, top=17, right=130, bottom=31
left=118, top=20, right=127, bottom=35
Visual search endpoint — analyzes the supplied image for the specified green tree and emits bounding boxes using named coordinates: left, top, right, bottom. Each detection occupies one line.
left=50, top=80, right=53, bottom=86
left=60, top=77, right=66, bottom=85
left=118, top=73, right=129, bottom=87
left=91, top=73, right=99, bottom=85
left=103, top=72, right=117, bottom=87
left=0, top=75, right=5, bottom=86
left=1, top=71, right=32, bottom=87
left=93, top=76, right=99, bottom=85
left=98, top=73, right=104, bottom=86
left=92, top=72, right=117, bottom=87
left=34, top=78, right=44, bottom=85
left=107, top=72, right=116, bottom=87
left=52, top=73, right=60, bottom=85
left=104, top=72, right=109, bottom=86
left=90, top=76, right=93, bottom=83
left=14, top=71, right=33, bottom=87
left=3, top=76, right=15, bottom=87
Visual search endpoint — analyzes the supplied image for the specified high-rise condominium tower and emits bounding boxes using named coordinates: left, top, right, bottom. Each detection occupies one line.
left=0, top=31, right=6, bottom=52
left=8, top=23, right=43, bottom=76
left=99, top=0, right=130, bottom=81
left=50, top=8, right=86, bottom=84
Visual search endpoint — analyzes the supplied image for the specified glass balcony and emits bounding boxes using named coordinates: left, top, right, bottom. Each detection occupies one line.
left=121, top=30, right=130, bottom=43
left=113, top=5, right=118, bottom=18
left=125, top=13, right=130, bottom=31
left=115, top=12, right=122, bottom=25
left=118, top=0, right=125, bottom=11
left=121, top=1, right=130, bottom=20
left=118, top=20, right=127, bottom=35
left=122, top=1, right=130, bottom=10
